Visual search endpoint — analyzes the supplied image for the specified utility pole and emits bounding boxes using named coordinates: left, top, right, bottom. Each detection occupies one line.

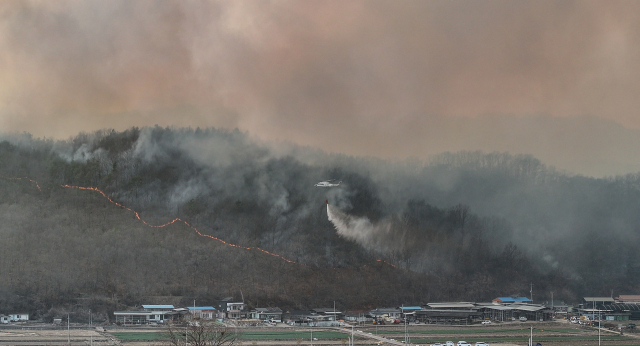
left=404, top=316, right=407, bottom=344
left=598, top=307, right=601, bottom=346
left=351, top=324, right=354, bottom=346
left=530, top=283, right=533, bottom=303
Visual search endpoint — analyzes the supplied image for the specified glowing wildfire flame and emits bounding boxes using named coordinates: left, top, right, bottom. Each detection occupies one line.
left=61, top=184, right=299, bottom=263
left=2, top=176, right=41, bottom=190
left=2, top=176, right=399, bottom=269
left=54, top=184, right=298, bottom=263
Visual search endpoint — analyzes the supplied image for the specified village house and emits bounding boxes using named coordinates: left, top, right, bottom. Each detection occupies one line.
left=311, top=308, right=343, bottom=321
left=250, top=307, right=283, bottom=322
left=492, top=297, right=532, bottom=304
left=581, top=296, right=639, bottom=321
left=616, top=295, right=640, bottom=304
left=218, top=298, right=245, bottom=319
left=369, top=307, right=401, bottom=322
left=188, top=306, right=216, bottom=320
left=113, top=305, right=182, bottom=324
left=281, top=309, right=342, bottom=326
left=7, top=313, right=29, bottom=322
left=417, top=303, right=480, bottom=324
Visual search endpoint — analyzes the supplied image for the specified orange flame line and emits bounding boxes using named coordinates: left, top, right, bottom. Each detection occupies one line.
left=1, top=176, right=41, bottom=190
left=2, top=176, right=400, bottom=270
left=61, top=184, right=300, bottom=265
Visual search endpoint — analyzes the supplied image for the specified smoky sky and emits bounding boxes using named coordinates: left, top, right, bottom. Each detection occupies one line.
left=2, top=1, right=640, bottom=176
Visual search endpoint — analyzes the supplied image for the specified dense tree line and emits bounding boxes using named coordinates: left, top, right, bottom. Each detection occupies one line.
left=0, top=127, right=639, bottom=321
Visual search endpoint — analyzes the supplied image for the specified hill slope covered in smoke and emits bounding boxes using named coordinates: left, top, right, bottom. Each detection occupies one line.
left=1, top=127, right=639, bottom=319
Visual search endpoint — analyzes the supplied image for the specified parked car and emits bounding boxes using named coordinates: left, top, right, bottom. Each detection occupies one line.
left=457, top=341, right=471, bottom=346
left=475, top=343, right=490, bottom=346
left=481, top=320, right=491, bottom=324
left=519, top=316, right=527, bottom=322
left=445, top=341, right=455, bottom=346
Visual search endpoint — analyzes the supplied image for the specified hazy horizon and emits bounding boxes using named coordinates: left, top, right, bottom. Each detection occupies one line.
left=2, top=1, right=640, bottom=177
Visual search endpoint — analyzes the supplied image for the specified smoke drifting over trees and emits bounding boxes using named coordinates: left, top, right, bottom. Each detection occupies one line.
left=1, top=127, right=640, bottom=319
left=4, top=2, right=640, bottom=177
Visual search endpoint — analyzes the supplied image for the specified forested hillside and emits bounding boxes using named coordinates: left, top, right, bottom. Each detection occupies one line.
left=1, top=127, right=639, bottom=321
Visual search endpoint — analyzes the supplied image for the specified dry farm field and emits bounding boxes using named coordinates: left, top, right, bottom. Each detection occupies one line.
left=1, top=321, right=639, bottom=346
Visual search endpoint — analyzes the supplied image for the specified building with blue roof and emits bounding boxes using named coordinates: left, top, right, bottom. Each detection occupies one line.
left=493, top=297, right=531, bottom=304
left=399, top=306, right=422, bottom=311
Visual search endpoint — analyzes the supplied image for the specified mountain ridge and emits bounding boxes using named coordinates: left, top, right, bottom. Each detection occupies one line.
left=1, top=126, right=638, bottom=320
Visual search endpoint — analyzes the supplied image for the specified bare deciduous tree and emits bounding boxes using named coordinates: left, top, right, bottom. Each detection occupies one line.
left=165, top=323, right=240, bottom=346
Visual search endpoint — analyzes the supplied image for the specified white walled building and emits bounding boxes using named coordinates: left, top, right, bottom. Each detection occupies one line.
left=9, top=313, right=29, bottom=322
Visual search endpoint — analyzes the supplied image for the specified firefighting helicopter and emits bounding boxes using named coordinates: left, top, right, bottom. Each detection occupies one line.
left=314, top=179, right=341, bottom=187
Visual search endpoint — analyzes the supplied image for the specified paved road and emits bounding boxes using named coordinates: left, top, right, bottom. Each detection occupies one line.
left=335, top=327, right=407, bottom=345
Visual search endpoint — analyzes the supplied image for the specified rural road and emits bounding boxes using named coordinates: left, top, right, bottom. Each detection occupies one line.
left=336, top=327, right=405, bottom=345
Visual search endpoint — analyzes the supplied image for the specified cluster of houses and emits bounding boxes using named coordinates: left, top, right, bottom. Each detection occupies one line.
left=113, top=299, right=285, bottom=325
left=5, top=295, right=639, bottom=325
left=578, top=295, right=640, bottom=321
left=113, top=297, right=552, bottom=326
left=114, top=303, right=345, bottom=326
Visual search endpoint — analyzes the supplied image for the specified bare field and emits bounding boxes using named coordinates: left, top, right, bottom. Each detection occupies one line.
left=1, top=321, right=639, bottom=346
left=361, top=321, right=640, bottom=346
left=0, top=328, right=113, bottom=345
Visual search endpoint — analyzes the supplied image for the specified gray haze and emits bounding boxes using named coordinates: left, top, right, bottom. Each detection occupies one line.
left=2, top=1, right=640, bottom=176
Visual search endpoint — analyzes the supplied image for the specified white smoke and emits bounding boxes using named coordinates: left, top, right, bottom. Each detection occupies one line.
left=326, top=203, right=393, bottom=251
left=168, top=177, right=206, bottom=206
left=50, top=136, right=107, bottom=163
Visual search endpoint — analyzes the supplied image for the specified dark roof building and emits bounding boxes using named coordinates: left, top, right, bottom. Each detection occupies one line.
left=616, top=295, right=640, bottom=304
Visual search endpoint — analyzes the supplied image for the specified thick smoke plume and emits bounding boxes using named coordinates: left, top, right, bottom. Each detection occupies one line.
left=3, top=127, right=640, bottom=298
left=327, top=203, right=392, bottom=251
left=3, top=2, right=640, bottom=176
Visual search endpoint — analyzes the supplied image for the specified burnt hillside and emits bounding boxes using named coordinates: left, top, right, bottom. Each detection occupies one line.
left=1, top=127, right=639, bottom=319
